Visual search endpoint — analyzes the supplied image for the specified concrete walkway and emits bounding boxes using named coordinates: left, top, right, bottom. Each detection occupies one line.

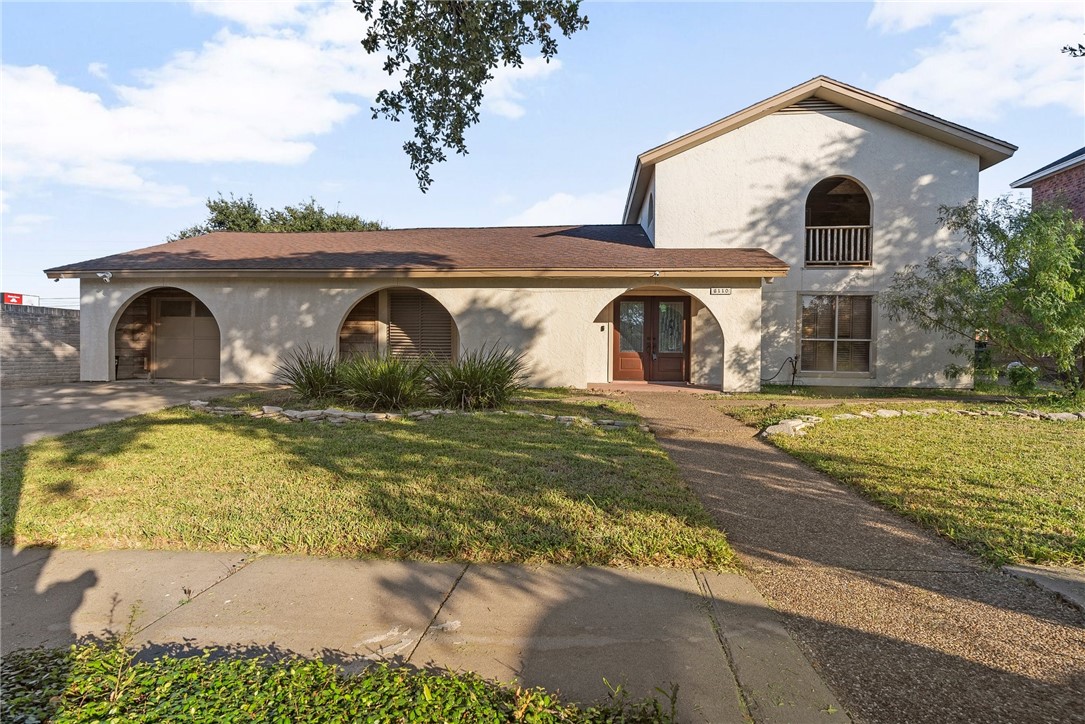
left=1, top=547, right=845, bottom=723
left=627, top=392, right=1085, bottom=724
left=1, top=381, right=253, bottom=450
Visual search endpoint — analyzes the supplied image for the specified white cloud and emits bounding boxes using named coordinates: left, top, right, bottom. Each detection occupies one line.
left=870, top=1, right=1084, bottom=121
left=189, top=0, right=309, bottom=30
left=504, top=187, right=626, bottom=226
left=3, top=213, right=52, bottom=235
left=1, top=0, right=565, bottom=207
left=483, top=56, right=561, bottom=120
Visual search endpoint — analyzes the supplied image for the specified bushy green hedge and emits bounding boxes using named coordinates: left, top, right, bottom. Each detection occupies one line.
left=275, top=346, right=528, bottom=411
left=1, top=643, right=674, bottom=723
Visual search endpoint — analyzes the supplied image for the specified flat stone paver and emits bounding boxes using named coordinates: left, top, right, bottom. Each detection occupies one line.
left=1, top=381, right=255, bottom=450
left=415, top=565, right=744, bottom=722
left=1, top=548, right=249, bottom=655
left=2, top=547, right=846, bottom=721
left=138, top=556, right=465, bottom=668
left=628, top=392, right=1085, bottom=724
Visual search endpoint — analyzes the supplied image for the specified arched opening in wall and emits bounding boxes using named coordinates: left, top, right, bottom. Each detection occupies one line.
left=112, top=287, right=220, bottom=381
left=805, top=176, right=872, bottom=267
left=594, top=287, right=713, bottom=384
left=340, top=287, right=456, bottom=360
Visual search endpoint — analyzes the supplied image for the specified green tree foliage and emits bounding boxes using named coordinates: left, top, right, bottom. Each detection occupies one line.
left=355, top=0, right=589, bottom=191
left=883, top=197, right=1085, bottom=392
left=168, top=194, right=385, bottom=241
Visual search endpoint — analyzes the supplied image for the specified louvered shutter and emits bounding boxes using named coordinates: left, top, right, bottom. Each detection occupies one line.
left=340, top=295, right=379, bottom=358
left=389, top=290, right=453, bottom=360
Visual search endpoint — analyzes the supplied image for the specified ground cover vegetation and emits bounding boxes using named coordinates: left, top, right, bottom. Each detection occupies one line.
left=2, top=393, right=733, bottom=568
left=275, top=343, right=531, bottom=411
left=729, top=401, right=1085, bottom=566
left=1, top=642, right=674, bottom=723
left=883, top=197, right=1085, bottom=394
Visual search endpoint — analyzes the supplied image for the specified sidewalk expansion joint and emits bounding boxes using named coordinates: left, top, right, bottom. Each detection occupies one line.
left=694, top=571, right=755, bottom=724
left=406, top=563, right=470, bottom=663
left=133, top=554, right=260, bottom=636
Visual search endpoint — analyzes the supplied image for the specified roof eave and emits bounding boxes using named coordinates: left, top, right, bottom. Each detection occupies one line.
left=45, top=266, right=790, bottom=281
left=1010, top=155, right=1085, bottom=189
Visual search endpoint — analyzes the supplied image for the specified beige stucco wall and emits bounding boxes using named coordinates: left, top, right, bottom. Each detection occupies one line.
left=651, top=109, right=980, bottom=387
left=79, top=275, right=764, bottom=391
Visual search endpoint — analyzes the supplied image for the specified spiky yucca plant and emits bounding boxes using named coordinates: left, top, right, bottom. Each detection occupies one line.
left=273, top=344, right=340, bottom=400
left=427, top=345, right=528, bottom=410
left=338, top=354, right=431, bottom=411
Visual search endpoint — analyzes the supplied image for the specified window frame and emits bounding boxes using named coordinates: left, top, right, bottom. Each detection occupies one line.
left=796, top=292, right=877, bottom=379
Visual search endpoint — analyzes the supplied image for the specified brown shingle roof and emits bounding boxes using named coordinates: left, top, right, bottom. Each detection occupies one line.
left=45, top=225, right=788, bottom=277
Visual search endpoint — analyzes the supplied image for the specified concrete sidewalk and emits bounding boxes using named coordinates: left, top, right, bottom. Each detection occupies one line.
left=1, top=381, right=254, bottom=450
left=627, top=392, right=1085, bottom=724
left=1, top=547, right=846, bottom=723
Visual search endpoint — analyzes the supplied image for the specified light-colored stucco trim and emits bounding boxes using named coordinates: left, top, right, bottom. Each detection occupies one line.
left=622, top=75, right=1017, bottom=223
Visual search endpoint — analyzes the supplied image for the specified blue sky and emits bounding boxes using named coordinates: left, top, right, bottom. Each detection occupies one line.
left=2, top=1, right=1082, bottom=305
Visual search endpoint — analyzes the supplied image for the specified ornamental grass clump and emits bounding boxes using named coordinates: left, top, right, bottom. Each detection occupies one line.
left=338, top=353, right=431, bottom=410
left=428, top=344, right=528, bottom=410
left=273, top=344, right=340, bottom=399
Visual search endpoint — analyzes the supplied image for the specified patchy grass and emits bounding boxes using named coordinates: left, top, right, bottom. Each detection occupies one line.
left=1, top=643, right=676, bottom=723
left=730, top=402, right=1085, bottom=566
left=2, top=402, right=734, bottom=570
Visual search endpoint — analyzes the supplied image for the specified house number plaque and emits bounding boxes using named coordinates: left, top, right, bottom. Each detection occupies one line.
left=709, top=287, right=732, bottom=295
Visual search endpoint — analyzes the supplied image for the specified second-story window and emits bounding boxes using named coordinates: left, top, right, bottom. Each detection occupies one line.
left=805, top=177, right=871, bottom=267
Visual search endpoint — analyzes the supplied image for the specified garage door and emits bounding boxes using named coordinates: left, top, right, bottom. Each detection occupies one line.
left=155, top=298, right=220, bottom=380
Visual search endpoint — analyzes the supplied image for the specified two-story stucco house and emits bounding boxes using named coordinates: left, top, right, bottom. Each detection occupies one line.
left=46, top=76, right=1016, bottom=391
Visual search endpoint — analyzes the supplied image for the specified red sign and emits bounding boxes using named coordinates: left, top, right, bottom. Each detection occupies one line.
left=3, top=293, right=24, bottom=305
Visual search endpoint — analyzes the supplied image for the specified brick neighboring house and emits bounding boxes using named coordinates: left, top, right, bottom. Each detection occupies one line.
left=1011, top=146, right=1085, bottom=219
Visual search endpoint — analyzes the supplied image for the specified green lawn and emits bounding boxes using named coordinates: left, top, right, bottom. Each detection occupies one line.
left=730, top=402, right=1085, bottom=566
left=2, top=643, right=674, bottom=723
left=2, top=396, right=734, bottom=570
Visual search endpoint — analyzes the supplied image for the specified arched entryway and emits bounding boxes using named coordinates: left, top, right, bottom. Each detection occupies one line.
left=112, top=287, right=221, bottom=380
left=339, top=287, right=457, bottom=360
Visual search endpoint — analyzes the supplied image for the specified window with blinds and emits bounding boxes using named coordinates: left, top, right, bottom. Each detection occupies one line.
left=388, top=290, right=453, bottom=360
left=800, top=295, right=873, bottom=373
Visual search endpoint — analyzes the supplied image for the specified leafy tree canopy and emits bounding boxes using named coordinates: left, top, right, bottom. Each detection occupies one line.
left=355, top=0, right=589, bottom=191
left=168, top=194, right=386, bottom=241
left=882, top=196, right=1085, bottom=392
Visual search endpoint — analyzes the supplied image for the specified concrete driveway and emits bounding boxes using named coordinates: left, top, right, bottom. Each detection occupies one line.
left=1, top=381, right=256, bottom=451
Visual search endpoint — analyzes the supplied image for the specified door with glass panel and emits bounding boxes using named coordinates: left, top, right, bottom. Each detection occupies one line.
left=612, top=296, right=690, bottom=382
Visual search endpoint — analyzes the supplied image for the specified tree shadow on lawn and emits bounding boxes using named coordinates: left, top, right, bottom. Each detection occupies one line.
left=4, top=407, right=732, bottom=568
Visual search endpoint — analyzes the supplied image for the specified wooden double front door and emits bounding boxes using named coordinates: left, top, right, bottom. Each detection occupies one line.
left=613, top=296, right=690, bottom=382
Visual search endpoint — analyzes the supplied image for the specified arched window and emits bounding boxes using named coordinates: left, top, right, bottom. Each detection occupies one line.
left=804, top=177, right=871, bottom=266
left=340, top=288, right=455, bottom=361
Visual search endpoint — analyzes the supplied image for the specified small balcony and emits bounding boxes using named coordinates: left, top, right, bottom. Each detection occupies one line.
left=805, top=225, right=872, bottom=267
